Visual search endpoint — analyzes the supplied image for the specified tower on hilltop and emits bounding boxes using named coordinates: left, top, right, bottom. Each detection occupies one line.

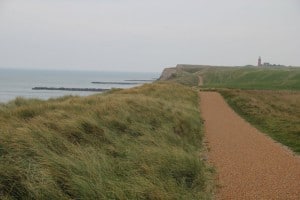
left=258, top=56, right=262, bottom=67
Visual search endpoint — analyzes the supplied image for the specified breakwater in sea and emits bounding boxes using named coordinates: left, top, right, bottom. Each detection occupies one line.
left=0, top=69, right=159, bottom=102
left=91, top=82, right=139, bottom=85
left=124, top=79, right=155, bottom=82
left=91, top=79, right=156, bottom=85
left=32, top=80, right=153, bottom=92
left=32, top=87, right=109, bottom=92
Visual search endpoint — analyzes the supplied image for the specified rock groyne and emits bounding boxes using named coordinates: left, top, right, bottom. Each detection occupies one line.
left=32, top=87, right=109, bottom=92
left=91, top=82, right=138, bottom=85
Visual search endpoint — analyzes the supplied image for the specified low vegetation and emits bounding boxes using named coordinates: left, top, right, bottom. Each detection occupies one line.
left=220, top=90, right=300, bottom=153
left=201, top=67, right=300, bottom=90
left=168, top=65, right=300, bottom=90
left=163, top=70, right=199, bottom=87
left=0, top=82, right=212, bottom=199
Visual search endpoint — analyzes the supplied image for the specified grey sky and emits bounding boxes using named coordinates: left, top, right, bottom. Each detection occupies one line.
left=0, top=0, right=299, bottom=72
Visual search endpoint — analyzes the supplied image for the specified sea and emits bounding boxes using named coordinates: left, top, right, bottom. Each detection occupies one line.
left=0, top=69, right=159, bottom=103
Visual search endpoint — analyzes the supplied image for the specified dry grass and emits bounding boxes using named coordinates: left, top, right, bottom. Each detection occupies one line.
left=0, top=82, right=213, bottom=199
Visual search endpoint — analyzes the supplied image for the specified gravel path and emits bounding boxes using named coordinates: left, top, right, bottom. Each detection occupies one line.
left=199, top=91, right=300, bottom=200
left=198, top=76, right=203, bottom=86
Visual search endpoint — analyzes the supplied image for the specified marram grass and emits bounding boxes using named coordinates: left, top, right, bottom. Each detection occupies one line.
left=0, top=82, right=212, bottom=199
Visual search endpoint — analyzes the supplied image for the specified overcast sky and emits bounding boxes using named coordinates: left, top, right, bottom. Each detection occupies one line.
left=0, top=0, right=299, bottom=72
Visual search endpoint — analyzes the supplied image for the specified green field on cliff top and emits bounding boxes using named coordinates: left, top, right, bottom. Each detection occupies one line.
left=168, top=65, right=300, bottom=90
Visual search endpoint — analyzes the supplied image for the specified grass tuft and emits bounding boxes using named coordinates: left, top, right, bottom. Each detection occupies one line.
left=0, top=82, right=212, bottom=199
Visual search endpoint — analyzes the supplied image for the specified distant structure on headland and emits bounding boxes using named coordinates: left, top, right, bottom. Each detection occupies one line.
left=258, top=56, right=262, bottom=67
left=257, top=56, right=285, bottom=67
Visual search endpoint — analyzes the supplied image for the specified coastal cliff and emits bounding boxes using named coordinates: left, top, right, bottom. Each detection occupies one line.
left=158, top=64, right=206, bottom=81
left=158, top=67, right=177, bottom=81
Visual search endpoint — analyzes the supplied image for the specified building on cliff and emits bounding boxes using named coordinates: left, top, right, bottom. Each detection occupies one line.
left=258, top=56, right=262, bottom=67
left=257, top=57, right=284, bottom=67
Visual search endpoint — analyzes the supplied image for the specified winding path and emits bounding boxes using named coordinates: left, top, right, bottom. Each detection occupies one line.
left=199, top=91, right=300, bottom=199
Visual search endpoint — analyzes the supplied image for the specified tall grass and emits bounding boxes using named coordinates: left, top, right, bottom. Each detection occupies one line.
left=220, top=90, right=300, bottom=153
left=0, top=82, right=212, bottom=199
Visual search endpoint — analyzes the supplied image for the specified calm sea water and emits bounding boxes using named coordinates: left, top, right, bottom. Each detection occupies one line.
left=0, top=69, right=159, bottom=103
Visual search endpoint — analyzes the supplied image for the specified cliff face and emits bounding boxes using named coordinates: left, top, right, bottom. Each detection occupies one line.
left=159, top=67, right=177, bottom=81
left=159, top=64, right=204, bottom=81
left=158, top=64, right=207, bottom=81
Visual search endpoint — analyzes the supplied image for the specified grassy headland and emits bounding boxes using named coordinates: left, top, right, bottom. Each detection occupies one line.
left=164, top=65, right=300, bottom=90
left=0, top=82, right=212, bottom=199
left=160, top=65, right=300, bottom=153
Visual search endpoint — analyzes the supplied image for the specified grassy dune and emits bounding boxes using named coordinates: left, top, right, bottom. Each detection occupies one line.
left=0, top=83, right=212, bottom=199
left=220, top=90, right=300, bottom=153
